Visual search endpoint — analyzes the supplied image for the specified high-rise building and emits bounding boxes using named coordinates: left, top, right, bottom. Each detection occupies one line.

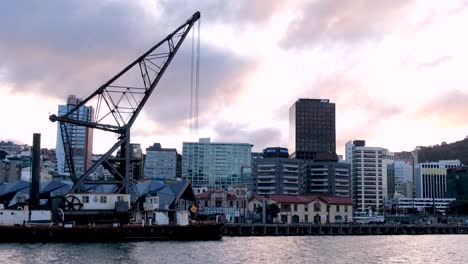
left=345, top=140, right=394, bottom=212
left=56, top=95, right=94, bottom=177
left=144, top=143, right=179, bottom=180
left=289, top=99, right=335, bottom=160
left=252, top=147, right=303, bottom=195
left=415, top=160, right=461, bottom=199
left=182, top=138, right=252, bottom=189
left=393, top=160, right=414, bottom=198
left=301, top=159, right=351, bottom=198
left=446, top=165, right=468, bottom=199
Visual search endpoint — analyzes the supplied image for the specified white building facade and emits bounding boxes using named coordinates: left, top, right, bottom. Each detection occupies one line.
left=345, top=140, right=394, bottom=212
left=415, top=160, right=461, bottom=198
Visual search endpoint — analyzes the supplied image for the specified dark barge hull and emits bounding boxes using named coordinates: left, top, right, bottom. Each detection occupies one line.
left=0, top=223, right=225, bottom=243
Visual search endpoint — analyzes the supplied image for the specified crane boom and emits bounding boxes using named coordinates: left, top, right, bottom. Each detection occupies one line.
left=50, top=12, right=201, bottom=193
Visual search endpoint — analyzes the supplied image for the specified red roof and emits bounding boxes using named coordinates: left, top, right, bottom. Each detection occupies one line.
left=196, top=189, right=237, bottom=200
left=324, top=197, right=353, bottom=205
left=251, top=195, right=352, bottom=205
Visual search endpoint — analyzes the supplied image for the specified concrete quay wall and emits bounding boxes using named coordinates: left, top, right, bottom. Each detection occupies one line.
left=224, top=223, right=468, bottom=236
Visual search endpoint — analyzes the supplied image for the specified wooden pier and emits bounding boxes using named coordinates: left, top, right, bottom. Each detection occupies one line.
left=224, top=223, right=468, bottom=236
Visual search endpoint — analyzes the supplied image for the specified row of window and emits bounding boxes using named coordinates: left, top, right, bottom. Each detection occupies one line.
left=81, top=195, right=124, bottom=204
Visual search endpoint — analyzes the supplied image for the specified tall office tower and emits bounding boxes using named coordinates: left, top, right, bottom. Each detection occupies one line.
left=144, top=143, right=179, bottom=180
left=182, top=138, right=252, bottom=189
left=393, top=160, right=414, bottom=198
left=252, top=147, right=303, bottom=195
left=345, top=140, right=394, bottom=212
left=301, top=154, right=351, bottom=198
left=56, top=95, right=94, bottom=177
left=289, top=99, right=336, bottom=160
left=446, top=165, right=468, bottom=199
left=415, top=160, right=461, bottom=199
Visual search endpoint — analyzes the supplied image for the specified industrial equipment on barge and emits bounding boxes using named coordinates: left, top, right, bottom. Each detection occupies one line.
left=0, top=11, right=225, bottom=242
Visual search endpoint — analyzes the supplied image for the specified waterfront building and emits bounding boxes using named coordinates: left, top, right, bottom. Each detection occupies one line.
left=387, top=197, right=455, bottom=214
left=144, top=143, right=179, bottom=180
left=0, top=141, right=29, bottom=155
left=252, top=147, right=302, bottom=195
left=0, top=160, right=20, bottom=182
left=114, top=143, right=144, bottom=180
left=182, top=138, right=252, bottom=189
left=251, top=152, right=264, bottom=162
left=196, top=188, right=247, bottom=223
left=393, top=159, right=414, bottom=198
left=415, top=160, right=461, bottom=199
left=89, top=154, right=111, bottom=181
left=130, top=144, right=144, bottom=181
left=248, top=195, right=353, bottom=224
left=55, top=95, right=94, bottom=177
left=240, top=165, right=253, bottom=193
left=289, top=98, right=336, bottom=160
left=240, top=151, right=265, bottom=194
left=345, top=140, right=394, bottom=212
left=446, top=165, right=468, bottom=199
left=301, top=155, right=351, bottom=198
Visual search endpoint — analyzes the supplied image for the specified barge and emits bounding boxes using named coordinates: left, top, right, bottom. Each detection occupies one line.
left=0, top=183, right=226, bottom=242
left=0, top=222, right=225, bottom=243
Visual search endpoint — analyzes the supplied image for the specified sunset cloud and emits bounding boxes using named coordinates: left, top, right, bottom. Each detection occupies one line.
left=1, top=0, right=467, bottom=155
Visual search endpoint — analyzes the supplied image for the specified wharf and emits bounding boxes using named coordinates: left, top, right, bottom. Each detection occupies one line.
left=0, top=223, right=225, bottom=243
left=224, top=223, right=468, bottom=236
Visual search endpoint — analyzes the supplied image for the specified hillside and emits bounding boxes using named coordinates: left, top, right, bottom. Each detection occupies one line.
left=417, top=137, right=468, bottom=164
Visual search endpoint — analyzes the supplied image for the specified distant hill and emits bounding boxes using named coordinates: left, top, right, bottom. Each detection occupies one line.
left=417, top=137, right=468, bottom=164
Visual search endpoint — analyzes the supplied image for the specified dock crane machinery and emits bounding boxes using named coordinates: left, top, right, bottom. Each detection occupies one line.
left=50, top=12, right=201, bottom=196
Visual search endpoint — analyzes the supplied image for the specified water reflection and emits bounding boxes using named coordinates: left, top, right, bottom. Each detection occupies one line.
left=0, top=235, right=467, bottom=264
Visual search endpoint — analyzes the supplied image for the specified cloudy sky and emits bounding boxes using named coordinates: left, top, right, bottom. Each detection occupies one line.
left=1, top=0, right=467, bottom=155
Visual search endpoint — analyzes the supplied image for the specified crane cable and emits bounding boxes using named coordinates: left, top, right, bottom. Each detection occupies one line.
left=195, top=18, right=200, bottom=136
left=190, top=25, right=194, bottom=135
left=190, top=19, right=201, bottom=136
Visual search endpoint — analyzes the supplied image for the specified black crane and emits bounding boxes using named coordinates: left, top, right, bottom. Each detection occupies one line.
left=50, top=12, right=201, bottom=194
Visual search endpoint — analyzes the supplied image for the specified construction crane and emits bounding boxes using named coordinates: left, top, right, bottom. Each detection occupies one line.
left=50, top=11, right=201, bottom=194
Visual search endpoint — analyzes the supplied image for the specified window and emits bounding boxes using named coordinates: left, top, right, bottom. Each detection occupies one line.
left=314, top=202, right=321, bottom=212
left=82, top=196, right=89, bottom=203
left=326, top=205, right=330, bottom=212
left=100, top=196, right=107, bottom=203
left=230, top=201, right=234, bottom=207
left=337, top=205, right=340, bottom=212
left=345, top=206, right=348, bottom=212
left=117, top=196, right=124, bottom=202
left=294, top=204, right=298, bottom=211
left=281, top=215, right=288, bottom=223
left=305, top=215, right=309, bottom=222
left=305, top=205, right=308, bottom=212
left=205, top=201, right=208, bottom=207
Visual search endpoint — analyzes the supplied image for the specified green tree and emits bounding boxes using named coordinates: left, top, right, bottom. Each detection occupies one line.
left=0, top=149, right=7, bottom=160
left=447, top=200, right=468, bottom=215
left=256, top=203, right=281, bottom=223
left=268, top=203, right=280, bottom=219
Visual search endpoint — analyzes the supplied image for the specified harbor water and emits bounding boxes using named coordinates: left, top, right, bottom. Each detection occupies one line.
left=1, top=235, right=467, bottom=264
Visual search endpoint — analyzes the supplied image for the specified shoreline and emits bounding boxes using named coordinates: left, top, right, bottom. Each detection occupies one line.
left=224, top=223, right=468, bottom=236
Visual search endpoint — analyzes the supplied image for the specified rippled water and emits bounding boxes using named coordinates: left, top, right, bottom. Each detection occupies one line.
left=0, top=235, right=467, bottom=264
